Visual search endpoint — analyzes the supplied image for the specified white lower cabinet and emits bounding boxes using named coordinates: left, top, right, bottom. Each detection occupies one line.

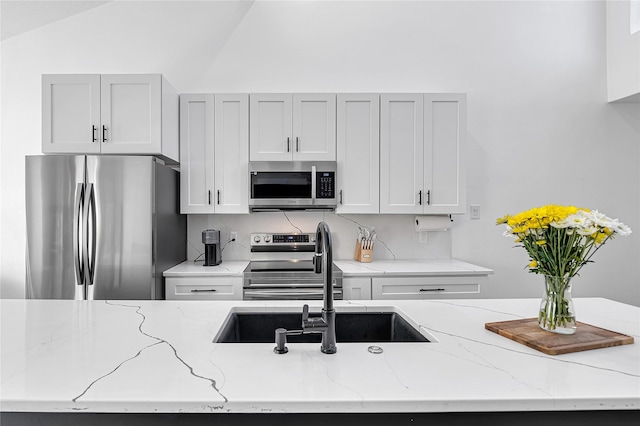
left=165, top=277, right=242, bottom=300
left=342, top=277, right=372, bottom=300
left=372, top=276, right=483, bottom=300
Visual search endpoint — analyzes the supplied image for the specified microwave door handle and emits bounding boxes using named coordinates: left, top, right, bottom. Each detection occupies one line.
left=311, top=165, right=316, bottom=203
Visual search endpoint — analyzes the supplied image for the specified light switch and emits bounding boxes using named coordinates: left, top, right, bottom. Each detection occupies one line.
left=470, top=205, right=480, bottom=220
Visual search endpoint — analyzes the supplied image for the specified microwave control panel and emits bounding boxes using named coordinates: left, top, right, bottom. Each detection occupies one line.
left=316, top=171, right=335, bottom=199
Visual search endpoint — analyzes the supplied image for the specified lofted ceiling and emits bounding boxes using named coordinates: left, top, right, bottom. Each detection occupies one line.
left=1, top=0, right=111, bottom=41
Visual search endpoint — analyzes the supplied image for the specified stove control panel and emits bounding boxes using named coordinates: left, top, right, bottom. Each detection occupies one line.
left=250, top=233, right=316, bottom=252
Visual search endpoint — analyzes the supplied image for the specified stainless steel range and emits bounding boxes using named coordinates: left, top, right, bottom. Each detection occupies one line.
left=243, top=232, right=343, bottom=300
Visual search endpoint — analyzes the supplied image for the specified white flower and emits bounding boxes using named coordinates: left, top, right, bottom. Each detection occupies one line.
left=565, top=213, right=589, bottom=229
left=586, top=210, right=615, bottom=228
left=550, top=219, right=572, bottom=229
left=610, top=221, right=633, bottom=237
left=577, top=225, right=598, bottom=236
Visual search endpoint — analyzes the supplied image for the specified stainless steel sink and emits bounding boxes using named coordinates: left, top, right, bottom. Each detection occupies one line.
left=213, top=307, right=433, bottom=343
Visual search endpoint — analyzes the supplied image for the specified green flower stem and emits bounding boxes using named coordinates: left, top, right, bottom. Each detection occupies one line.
left=538, top=275, right=575, bottom=331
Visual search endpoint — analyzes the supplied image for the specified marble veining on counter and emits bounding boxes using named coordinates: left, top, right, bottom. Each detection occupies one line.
left=1, top=298, right=637, bottom=413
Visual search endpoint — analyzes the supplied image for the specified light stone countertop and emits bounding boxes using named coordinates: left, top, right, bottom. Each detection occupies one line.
left=163, top=261, right=248, bottom=277
left=1, top=298, right=637, bottom=414
left=163, top=259, right=494, bottom=278
left=334, top=259, right=493, bottom=276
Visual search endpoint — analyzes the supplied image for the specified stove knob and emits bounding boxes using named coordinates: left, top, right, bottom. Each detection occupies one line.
left=264, top=235, right=271, bottom=243
left=253, top=235, right=261, bottom=243
left=310, top=235, right=316, bottom=243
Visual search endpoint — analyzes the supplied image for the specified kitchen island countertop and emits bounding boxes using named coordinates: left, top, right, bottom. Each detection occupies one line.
left=1, top=298, right=637, bottom=415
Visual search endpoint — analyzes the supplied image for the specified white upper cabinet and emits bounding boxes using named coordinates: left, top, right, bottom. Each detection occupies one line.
left=250, top=93, right=336, bottom=161
left=180, top=94, right=215, bottom=214
left=380, top=93, right=467, bottom=215
left=292, top=94, right=336, bottom=161
left=424, top=94, right=467, bottom=214
left=180, top=94, right=249, bottom=214
left=214, top=94, right=249, bottom=214
left=249, top=94, right=292, bottom=161
left=42, top=74, right=101, bottom=154
left=336, top=94, right=380, bottom=214
left=42, top=74, right=179, bottom=163
left=380, top=94, right=424, bottom=214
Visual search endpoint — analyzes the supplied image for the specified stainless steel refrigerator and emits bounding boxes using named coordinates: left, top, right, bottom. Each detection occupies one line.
left=25, top=155, right=186, bottom=300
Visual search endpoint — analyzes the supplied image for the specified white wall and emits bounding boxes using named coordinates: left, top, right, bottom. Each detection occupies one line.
left=2, top=1, right=639, bottom=305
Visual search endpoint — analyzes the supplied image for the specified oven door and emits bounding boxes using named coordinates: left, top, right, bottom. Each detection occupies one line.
left=243, top=261, right=343, bottom=300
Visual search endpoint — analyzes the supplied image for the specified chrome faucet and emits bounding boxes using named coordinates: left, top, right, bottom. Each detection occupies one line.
left=273, top=221, right=337, bottom=355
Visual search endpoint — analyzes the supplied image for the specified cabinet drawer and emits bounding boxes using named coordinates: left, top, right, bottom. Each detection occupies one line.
left=166, top=277, right=242, bottom=300
left=372, top=276, right=482, bottom=300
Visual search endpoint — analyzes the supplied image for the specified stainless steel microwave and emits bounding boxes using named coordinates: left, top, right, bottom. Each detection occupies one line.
left=249, top=161, right=337, bottom=211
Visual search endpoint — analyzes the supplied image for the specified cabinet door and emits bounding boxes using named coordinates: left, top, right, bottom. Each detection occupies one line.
left=380, top=94, right=424, bottom=214
left=42, top=74, right=101, bottom=154
left=249, top=94, right=292, bottom=161
left=179, top=94, right=215, bottom=214
left=100, top=74, right=162, bottom=154
left=343, top=277, right=372, bottom=300
left=336, top=94, right=379, bottom=214
left=214, top=94, right=249, bottom=214
left=292, top=94, right=336, bottom=161
left=424, top=94, right=467, bottom=214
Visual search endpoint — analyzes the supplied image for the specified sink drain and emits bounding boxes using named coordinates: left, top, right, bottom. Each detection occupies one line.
left=367, top=345, right=383, bottom=354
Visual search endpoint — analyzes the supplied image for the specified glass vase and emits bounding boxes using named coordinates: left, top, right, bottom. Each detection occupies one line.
left=538, top=275, right=576, bottom=334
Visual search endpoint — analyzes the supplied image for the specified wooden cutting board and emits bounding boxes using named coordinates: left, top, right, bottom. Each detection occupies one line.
left=485, top=318, right=634, bottom=355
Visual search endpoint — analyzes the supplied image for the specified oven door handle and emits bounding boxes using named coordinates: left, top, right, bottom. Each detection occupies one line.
left=244, top=281, right=340, bottom=288
left=244, top=290, right=343, bottom=299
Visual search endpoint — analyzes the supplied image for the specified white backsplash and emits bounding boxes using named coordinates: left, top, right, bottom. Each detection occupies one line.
left=186, top=212, right=452, bottom=262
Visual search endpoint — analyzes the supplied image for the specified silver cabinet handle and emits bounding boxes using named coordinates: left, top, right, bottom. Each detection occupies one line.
left=287, top=137, right=290, bottom=152
left=102, top=125, right=108, bottom=142
left=420, top=288, right=445, bottom=292
left=427, top=190, right=431, bottom=206
left=92, top=125, right=97, bottom=142
left=191, top=289, right=217, bottom=293
left=208, top=190, right=212, bottom=205
left=296, top=137, right=299, bottom=152
left=418, top=190, right=422, bottom=205
left=217, top=190, right=221, bottom=205
left=339, top=190, right=343, bottom=205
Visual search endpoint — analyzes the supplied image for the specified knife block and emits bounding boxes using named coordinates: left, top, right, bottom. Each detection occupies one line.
left=354, top=241, right=373, bottom=263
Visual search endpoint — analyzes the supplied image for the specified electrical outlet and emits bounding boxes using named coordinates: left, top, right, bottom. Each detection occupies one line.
left=230, top=232, right=237, bottom=241
left=470, top=204, right=481, bottom=220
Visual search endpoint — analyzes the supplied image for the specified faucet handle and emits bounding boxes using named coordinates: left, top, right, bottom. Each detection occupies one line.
left=302, top=304, right=309, bottom=324
left=313, top=253, right=323, bottom=274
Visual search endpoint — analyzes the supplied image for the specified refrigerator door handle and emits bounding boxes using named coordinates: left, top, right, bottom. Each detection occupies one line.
left=84, top=183, right=97, bottom=286
left=73, top=183, right=85, bottom=286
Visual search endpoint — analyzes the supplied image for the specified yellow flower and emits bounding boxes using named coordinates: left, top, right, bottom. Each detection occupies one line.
left=535, top=240, right=546, bottom=246
left=529, top=260, right=538, bottom=268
